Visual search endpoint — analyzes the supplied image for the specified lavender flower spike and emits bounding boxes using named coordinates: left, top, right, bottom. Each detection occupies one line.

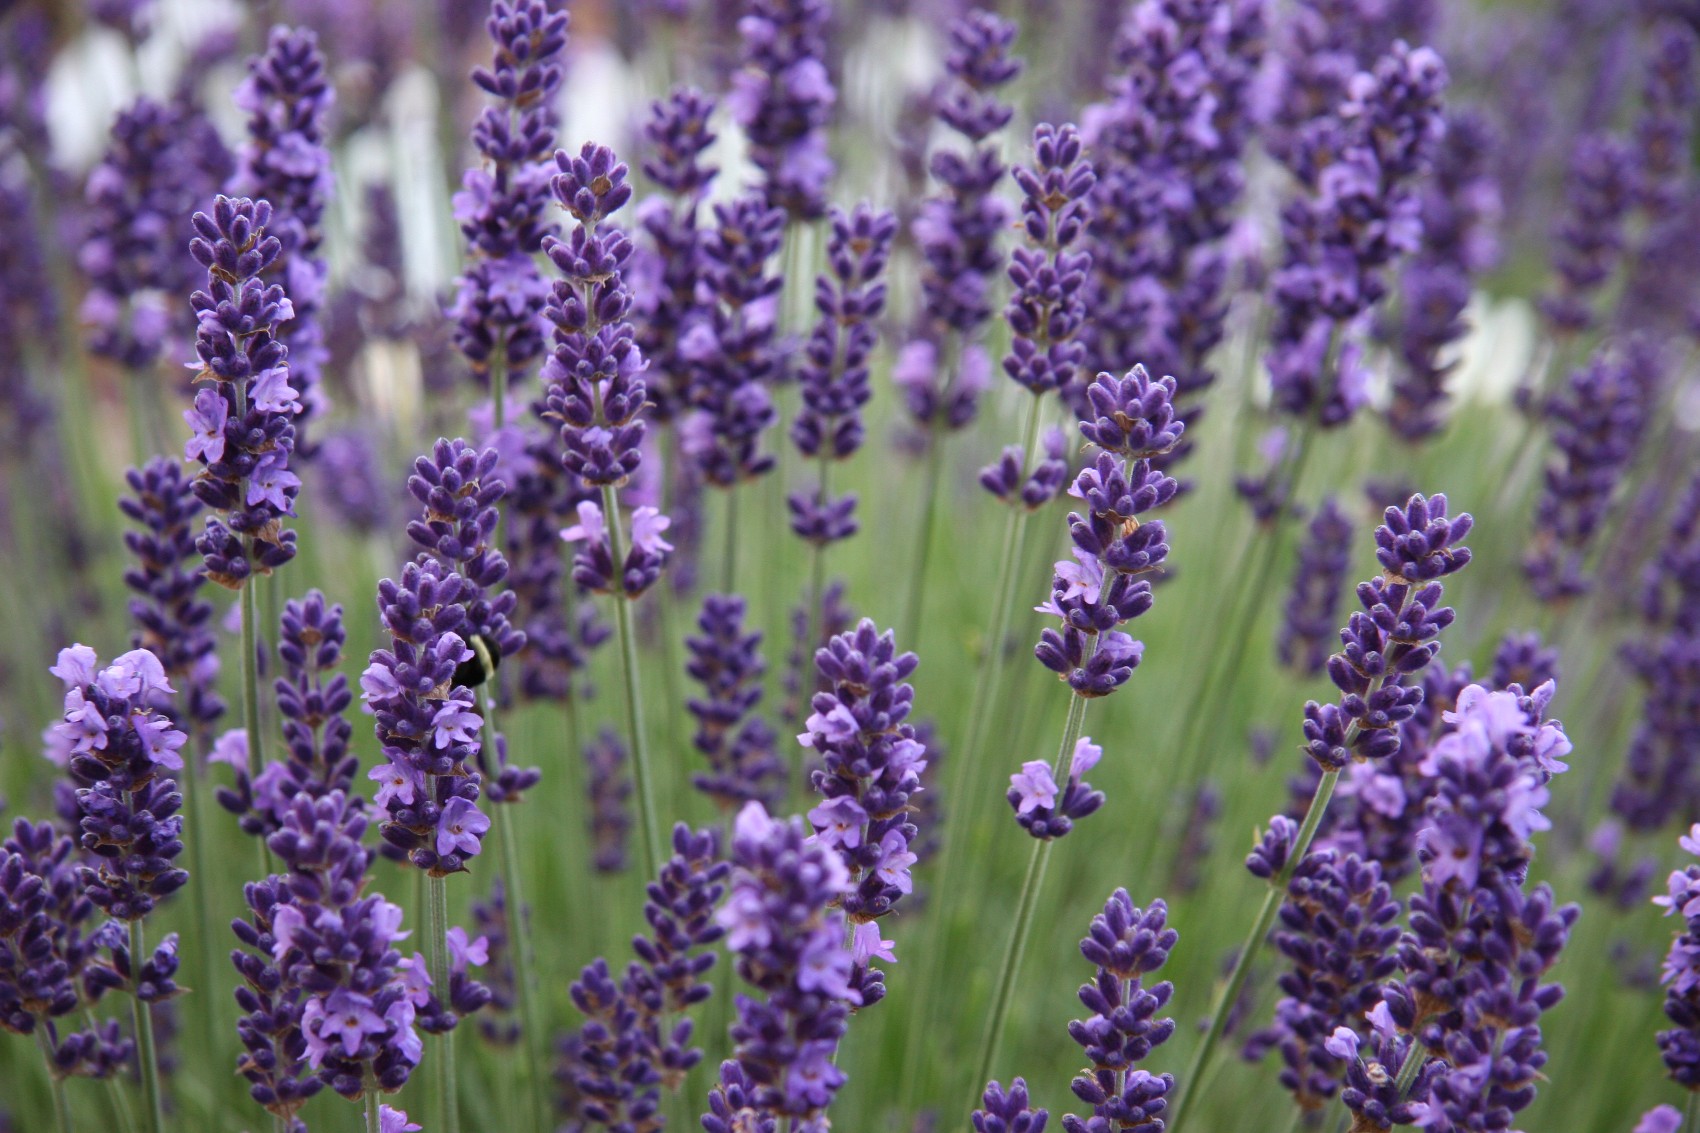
left=1061, top=892, right=1178, bottom=1133
left=730, top=0, right=836, bottom=220
left=897, top=10, right=1022, bottom=435
left=449, top=0, right=570, bottom=389
left=703, top=803, right=856, bottom=1132
left=686, top=594, right=783, bottom=811
left=789, top=203, right=897, bottom=546
left=183, top=195, right=301, bottom=588
left=1277, top=497, right=1353, bottom=676
left=235, top=26, right=334, bottom=446
left=1656, top=823, right=1700, bottom=1086
left=799, top=619, right=926, bottom=1007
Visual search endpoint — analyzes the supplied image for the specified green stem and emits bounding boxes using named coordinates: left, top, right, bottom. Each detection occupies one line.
left=177, top=754, right=223, bottom=1096
left=971, top=688, right=1090, bottom=1104
left=722, top=487, right=738, bottom=595
left=805, top=454, right=830, bottom=658
left=1686, top=1089, right=1700, bottom=1133
left=956, top=392, right=1047, bottom=808
left=427, top=874, right=460, bottom=1133
left=365, top=1087, right=383, bottom=1133
left=239, top=577, right=274, bottom=878
left=602, top=482, right=664, bottom=880
left=1391, top=1035, right=1429, bottom=1098
left=1167, top=769, right=1340, bottom=1133
left=481, top=684, right=550, bottom=1133
left=903, top=425, right=947, bottom=644
left=35, top=1026, right=74, bottom=1133
left=128, top=920, right=165, bottom=1133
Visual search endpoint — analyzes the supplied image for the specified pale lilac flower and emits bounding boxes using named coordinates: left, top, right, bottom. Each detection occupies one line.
left=798, top=703, right=859, bottom=746
left=1070, top=737, right=1102, bottom=778
left=1011, top=761, right=1060, bottom=815
left=446, top=926, right=489, bottom=973
left=252, top=366, right=300, bottom=413
left=1324, top=1026, right=1360, bottom=1062
left=851, top=921, right=896, bottom=966
left=436, top=796, right=490, bottom=857
left=560, top=500, right=606, bottom=546
left=209, top=727, right=249, bottom=769
left=183, top=388, right=228, bottom=462
left=1636, top=1106, right=1683, bottom=1133
left=50, top=644, right=100, bottom=688
left=369, top=761, right=422, bottom=809
left=380, top=1105, right=422, bottom=1133
left=807, top=797, right=867, bottom=848
left=796, top=934, right=856, bottom=1000
left=136, top=714, right=187, bottom=769
left=430, top=700, right=482, bottom=749
left=247, top=453, right=302, bottom=511
left=631, top=506, right=674, bottom=554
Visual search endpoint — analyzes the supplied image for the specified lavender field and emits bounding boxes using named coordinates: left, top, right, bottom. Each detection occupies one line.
left=0, top=0, right=1696, bottom=1131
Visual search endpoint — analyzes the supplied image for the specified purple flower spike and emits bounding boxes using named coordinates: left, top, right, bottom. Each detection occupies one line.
left=449, top=0, right=571, bottom=387
left=1078, top=0, right=1264, bottom=465
left=1376, top=685, right=1576, bottom=1132
left=363, top=559, right=488, bottom=876
left=974, top=1078, right=1049, bottom=1133
left=216, top=590, right=359, bottom=840
left=637, top=85, right=719, bottom=423
left=799, top=619, right=926, bottom=1007
left=1524, top=343, right=1655, bottom=602
left=686, top=594, right=784, bottom=811
left=731, top=0, right=836, bottom=220
left=0, top=819, right=134, bottom=1079
left=542, top=143, right=649, bottom=487
left=1061, top=892, right=1178, bottom=1133
left=1002, top=123, right=1096, bottom=398
left=80, top=95, right=232, bottom=370
left=235, top=26, right=334, bottom=447
left=703, top=804, right=856, bottom=1131
left=897, top=10, right=1022, bottom=436
left=52, top=646, right=189, bottom=922
left=1539, top=133, right=1635, bottom=336
left=231, top=792, right=451, bottom=1118
left=1242, top=851, right=1401, bottom=1109
left=1032, top=369, right=1179, bottom=707
left=685, top=193, right=787, bottom=488
left=1278, top=497, right=1354, bottom=676
left=120, top=458, right=225, bottom=733
left=1384, top=110, right=1500, bottom=441
left=789, top=202, right=897, bottom=546
left=557, top=824, right=728, bottom=1128
left=1299, top=493, right=1471, bottom=772
left=1265, top=42, right=1448, bottom=428
left=184, top=195, right=301, bottom=588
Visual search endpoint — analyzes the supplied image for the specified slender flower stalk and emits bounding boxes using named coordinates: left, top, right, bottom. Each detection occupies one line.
left=975, top=365, right=1181, bottom=1099
left=1169, top=493, right=1472, bottom=1132
left=958, top=122, right=1096, bottom=837
left=544, top=142, right=672, bottom=879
